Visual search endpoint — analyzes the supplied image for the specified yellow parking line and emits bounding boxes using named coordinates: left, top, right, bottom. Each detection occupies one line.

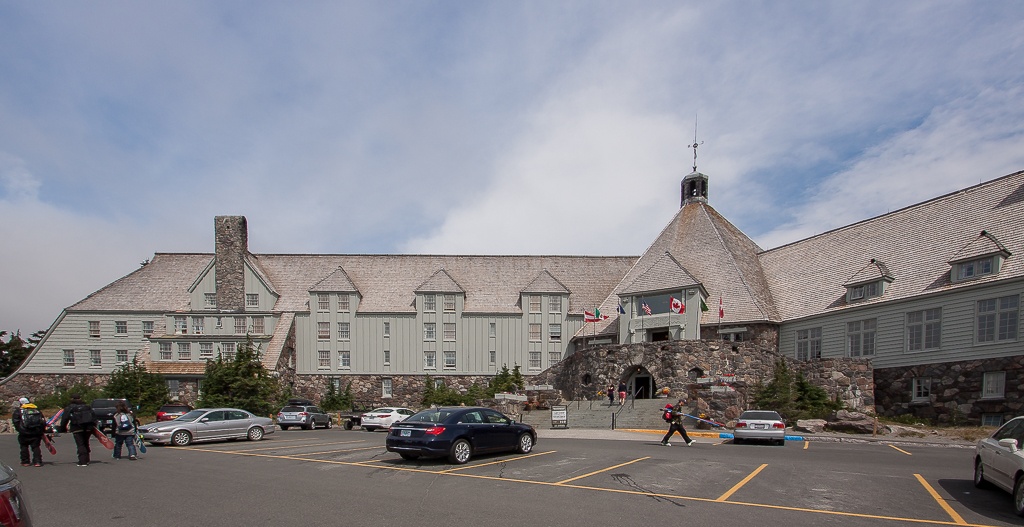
left=554, top=457, right=649, bottom=485
left=915, top=474, right=967, bottom=525
left=803, top=441, right=809, bottom=450
left=226, top=440, right=365, bottom=453
left=289, top=445, right=385, bottom=456
left=196, top=437, right=321, bottom=450
left=438, top=451, right=555, bottom=473
left=890, top=445, right=913, bottom=456
left=716, top=463, right=768, bottom=502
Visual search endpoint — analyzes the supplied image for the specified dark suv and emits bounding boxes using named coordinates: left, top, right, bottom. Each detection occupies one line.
left=90, top=398, right=131, bottom=435
left=277, top=399, right=332, bottom=430
left=155, top=404, right=193, bottom=422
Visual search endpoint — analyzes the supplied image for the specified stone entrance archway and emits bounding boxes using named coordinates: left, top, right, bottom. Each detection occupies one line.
left=621, top=365, right=657, bottom=400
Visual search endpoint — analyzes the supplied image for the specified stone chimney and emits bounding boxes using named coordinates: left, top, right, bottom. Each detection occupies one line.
left=215, top=216, right=248, bottom=312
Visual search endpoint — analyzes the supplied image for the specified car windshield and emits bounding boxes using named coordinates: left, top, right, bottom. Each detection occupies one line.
left=174, top=410, right=206, bottom=422
left=741, top=411, right=782, bottom=421
left=406, top=409, right=460, bottom=423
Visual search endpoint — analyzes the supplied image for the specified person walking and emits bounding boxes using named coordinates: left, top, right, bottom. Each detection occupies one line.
left=111, top=401, right=138, bottom=460
left=58, top=394, right=96, bottom=466
left=617, top=382, right=627, bottom=405
left=607, top=384, right=615, bottom=405
left=661, top=398, right=695, bottom=447
left=12, top=398, right=46, bottom=467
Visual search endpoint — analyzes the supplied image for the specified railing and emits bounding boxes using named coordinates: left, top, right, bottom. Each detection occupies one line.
left=610, top=387, right=642, bottom=429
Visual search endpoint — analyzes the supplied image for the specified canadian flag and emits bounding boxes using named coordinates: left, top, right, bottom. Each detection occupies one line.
left=669, top=297, right=684, bottom=314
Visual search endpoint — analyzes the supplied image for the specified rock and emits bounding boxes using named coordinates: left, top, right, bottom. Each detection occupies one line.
left=794, top=419, right=827, bottom=434
left=825, top=410, right=876, bottom=434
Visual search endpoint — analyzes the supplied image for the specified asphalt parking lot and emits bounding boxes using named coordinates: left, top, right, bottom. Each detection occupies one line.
left=3, top=427, right=1022, bottom=527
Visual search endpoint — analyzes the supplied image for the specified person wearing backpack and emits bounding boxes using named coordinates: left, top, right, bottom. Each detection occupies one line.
left=660, top=398, right=695, bottom=447
left=12, top=397, right=46, bottom=467
left=112, top=401, right=138, bottom=460
left=58, top=394, right=96, bottom=466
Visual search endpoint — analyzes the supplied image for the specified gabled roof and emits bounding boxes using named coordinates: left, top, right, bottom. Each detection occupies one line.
left=948, top=230, right=1012, bottom=264
left=309, top=266, right=359, bottom=293
left=71, top=254, right=214, bottom=312
left=844, top=259, right=894, bottom=287
left=522, top=269, right=571, bottom=294
left=415, top=269, right=465, bottom=294
left=619, top=252, right=703, bottom=295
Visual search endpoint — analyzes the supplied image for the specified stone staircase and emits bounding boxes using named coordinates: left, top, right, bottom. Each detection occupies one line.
left=521, top=398, right=692, bottom=430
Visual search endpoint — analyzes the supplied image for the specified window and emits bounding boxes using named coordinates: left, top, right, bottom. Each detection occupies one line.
left=529, top=323, right=542, bottom=342
left=382, top=378, right=393, bottom=398
left=907, top=308, right=941, bottom=351
left=167, top=379, right=180, bottom=393
left=912, top=377, right=931, bottom=402
left=192, top=317, right=204, bottom=335
left=63, top=349, right=75, bottom=367
left=548, top=351, right=561, bottom=366
left=89, top=321, right=101, bottom=338
left=339, top=351, right=351, bottom=369
left=221, top=342, right=236, bottom=361
left=982, top=414, right=1004, bottom=427
left=549, top=296, right=562, bottom=313
left=847, top=319, right=876, bottom=357
left=549, top=324, right=561, bottom=342
left=489, top=350, right=496, bottom=365
left=423, top=295, right=436, bottom=312
left=796, top=328, right=822, bottom=360
left=231, top=317, right=245, bottom=335
left=338, top=322, right=351, bottom=341
left=383, top=350, right=391, bottom=366
left=251, top=317, right=264, bottom=334
left=178, top=342, right=191, bottom=360
left=383, top=322, right=390, bottom=337
left=142, top=321, right=153, bottom=337
left=443, top=323, right=456, bottom=341
left=245, top=293, right=259, bottom=308
left=159, top=342, right=172, bottom=360
left=849, top=282, right=879, bottom=301
left=489, top=323, right=496, bottom=338
left=205, top=293, right=217, bottom=307
left=318, top=294, right=329, bottom=311
left=424, top=351, right=436, bottom=369
left=115, top=321, right=127, bottom=335
left=982, top=371, right=1006, bottom=399
left=977, top=295, right=1019, bottom=343
left=443, top=351, right=456, bottom=369
left=199, top=342, right=214, bottom=359
left=116, top=350, right=128, bottom=363
left=90, top=350, right=101, bottom=367
left=424, top=323, right=436, bottom=341
left=443, top=294, right=455, bottom=312
left=331, top=378, right=341, bottom=391
left=528, top=351, right=542, bottom=370
left=318, top=322, right=330, bottom=340
left=529, top=295, right=541, bottom=313
left=174, top=316, right=187, bottom=335
left=339, top=295, right=350, bottom=312
left=433, top=378, right=445, bottom=389
left=317, top=350, right=330, bottom=369
left=958, top=257, right=994, bottom=280
left=215, top=317, right=223, bottom=329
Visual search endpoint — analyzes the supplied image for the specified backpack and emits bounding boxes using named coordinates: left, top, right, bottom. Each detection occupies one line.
left=662, top=409, right=674, bottom=423
left=70, top=404, right=95, bottom=426
left=117, top=412, right=134, bottom=431
left=22, top=409, right=45, bottom=433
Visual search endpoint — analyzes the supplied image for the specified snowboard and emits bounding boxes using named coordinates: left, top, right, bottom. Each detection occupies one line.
left=42, top=433, right=57, bottom=456
left=92, top=427, right=115, bottom=450
left=135, top=431, right=147, bottom=454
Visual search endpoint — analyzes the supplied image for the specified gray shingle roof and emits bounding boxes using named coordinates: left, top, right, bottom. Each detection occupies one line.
left=843, top=259, right=894, bottom=287
left=522, top=270, right=571, bottom=294
left=948, top=230, right=1011, bottom=263
left=415, top=269, right=465, bottom=294
left=620, top=252, right=703, bottom=295
left=309, top=266, right=359, bottom=293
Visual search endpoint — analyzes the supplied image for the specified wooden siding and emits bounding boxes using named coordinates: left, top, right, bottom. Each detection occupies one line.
left=22, top=312, right=159, bottom=373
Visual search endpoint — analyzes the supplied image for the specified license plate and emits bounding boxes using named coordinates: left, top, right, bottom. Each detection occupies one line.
left=753, top=424, right=766, bottom=429
left=400, top=429, right=411, bottom=437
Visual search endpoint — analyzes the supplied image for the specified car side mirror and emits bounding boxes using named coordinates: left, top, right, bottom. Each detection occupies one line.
left=998, top=438, right=1019, bottom=452
left=200, top=417, right=209, bottom=423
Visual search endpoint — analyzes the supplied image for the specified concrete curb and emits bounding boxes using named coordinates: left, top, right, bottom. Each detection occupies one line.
left=543, top=427, right=974, bottom=449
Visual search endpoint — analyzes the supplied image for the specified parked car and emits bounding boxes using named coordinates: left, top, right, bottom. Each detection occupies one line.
left=733, top=410, right=786, bottom=445
left=155, top=404, right=193, bottom=422
left=91, top=398, right=131, bottom=435
left=0, top=461, right=33, bottom=526
left=138, top=408, right=275, bottom=446
left=386, top=406, right=536, bottom=464
left=974, top=416, right=1024, bottom=516
left=277, top=401, right=332, bottom=430
left=360, top=407, right=415, bottom=431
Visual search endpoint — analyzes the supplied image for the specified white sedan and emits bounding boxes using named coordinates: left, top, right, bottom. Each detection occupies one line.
left=361, top=407, right=415, bottom=431
left=974, top=416, right=1024, bottom=516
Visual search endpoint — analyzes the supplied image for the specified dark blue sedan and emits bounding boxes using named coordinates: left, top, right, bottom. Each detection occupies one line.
left=386, top=406, right=537, bottom=464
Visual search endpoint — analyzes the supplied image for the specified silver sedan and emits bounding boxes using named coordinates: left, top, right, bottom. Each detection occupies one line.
left=139, top=408, right=275, bottom=446
left=732, top=410, right=786, bottom=445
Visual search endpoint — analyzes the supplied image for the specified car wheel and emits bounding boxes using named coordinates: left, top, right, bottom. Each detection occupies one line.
left=326, top=418, right=333, bottom=429
left=171, top=430, right=192, bottom=447
left=733, top=437, right=743, bottom=444
left=304, top=420, right=314, bottom=430
left=775, top=439, right=786, bottom=446
left=517, top=433, right=534, bottom=454
left=247, top=427, right=264, bottom=441
left=364, top=426, right=376, bottom=432
left=1015, top=475, right=1024, bottom=517
left=974, top=458, right=992, bottom=489
left=344, top=420, right=354, bottom=430
left=399, top=453, right=420, bottom=460
left=449, top=439, right=472, bottom=464
left=280, top=425, right=289, bottom=431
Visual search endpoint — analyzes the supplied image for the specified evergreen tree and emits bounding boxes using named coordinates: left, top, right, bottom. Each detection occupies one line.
left=104, top=354, right=170, bottom=414
left=198, top=337, right=280, bottom=416
left=510, top=364, right=525, bottom=390
left=751, top=359, right=842, bottom=420
left=0, top=330, right=37, bottom=378
left=320, top=381, right=352, bottom=412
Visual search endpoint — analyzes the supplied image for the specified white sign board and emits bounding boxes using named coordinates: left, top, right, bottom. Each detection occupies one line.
left=550, top=405, right=568, bottom=428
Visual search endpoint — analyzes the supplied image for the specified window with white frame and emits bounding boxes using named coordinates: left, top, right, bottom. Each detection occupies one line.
left=528, top=351, right=542, bottom=370
left=529, top=323, right=542, bottom=342
left=958, top=257, right=994, bottom=280
left=63, top=349, right=75, bottom=367
left=178, top=342, right=191, bottom=360
left=977, top=295, right=1019, bottom=343
left=317, top=350, right=330, bottom=369
left=205, top=293, right=217, bottom=307
left=489, top=323, right=496, bottom=338
left=339, top=351, right=351, bottom=369
left=907, top=308, right=941, bottom=351
left=382, top=378, right=393, bottom=398
left=221, top=342, right=236, bottom=361
left=548, top=351, right=561, bottom=366
left=423, top=295, right=436, bottom=312
left=89, top=321, right=101, bottom=338
left=251, top=317, right=264, bottom=334
left=115, top=321, right=127, bottom=335
left=912, top=377, right=931, bottom=401
left=331, top=377, right=341, bottom=391
left=424, top=323, right=436, bottom=341
left=529, top=295, right=541, bottom=313
left=192, top=317, right=204, bottom=335
left=199, top=342, right=214, bottom=359
left=339, top=295, right=350, bottom=312
left=142, top=321, right=153, bottom=337
left=383, top=350, right=391, bottom=366
left=796, top=328, right=822, bottom=360
left=246, top=293, right=259, bottom=308
left=847, top=319, right=876, bottom=357
left=318, top=322, right=330, bottom=340
left=215, top=317, right=223, bottom=329
left=549, top=324, right=561, bottom=342
left=383, top=321, right=390, bottom=337
left=167, top=379, right=180, bottom=393
left=982, top=371, right=1006, bottom=399
left=443, top=323, right=456, bottom=341
left=116, top=350, right=128, bottom=363
left=489, top=350, right=496, bottom=365
left=549, top=295, right=562, bottom=313
left=443, top=351, right=456, bottom=369
left=433, top=378, right=445, bottom=389
left=174, top=316, right=187, bottom=335
left=338, top=322, right=350, bottom=341
left=982, top=414, right=1004, bottom=427
left=159, top=342, right=172, bottom=360
left=848, top=281, right=879, bottom=301
left=318, top=294, right=329, bottom=311
left=424, top=351, right=436, bottom=369
left=234, top=317, right=247, bottom=335
left=443, top=294, right=455, bottom=312
left=90, top=350, right=101, bottom=367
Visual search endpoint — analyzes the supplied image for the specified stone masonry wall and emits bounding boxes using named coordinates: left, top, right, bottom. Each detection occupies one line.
left=214, top=215, right=247, bottom=312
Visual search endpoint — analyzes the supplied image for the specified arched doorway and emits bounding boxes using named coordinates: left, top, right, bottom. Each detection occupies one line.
left=621, top=365, right=657, bottom=400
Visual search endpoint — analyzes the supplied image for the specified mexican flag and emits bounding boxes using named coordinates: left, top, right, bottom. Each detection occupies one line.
left=584, top=309, right=609, bottom=322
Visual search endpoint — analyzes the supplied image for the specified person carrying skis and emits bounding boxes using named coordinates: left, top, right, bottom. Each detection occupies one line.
left=660, top=398, right=695, bottom=447
left=58, top=394, right=96, bottom=466
left=12, top=397, right=46, bottom=467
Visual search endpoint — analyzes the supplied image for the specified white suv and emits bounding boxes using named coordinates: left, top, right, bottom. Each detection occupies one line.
left=974, top=416, right=1024, bottom=516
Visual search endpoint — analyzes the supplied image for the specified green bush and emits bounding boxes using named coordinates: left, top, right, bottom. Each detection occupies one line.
left=31, top=382, right=105, bottom=412
left=751, top=359, right=843, bottom=420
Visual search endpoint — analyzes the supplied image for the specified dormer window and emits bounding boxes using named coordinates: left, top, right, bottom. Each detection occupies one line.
left=844, top=259, right=893, bottom=304
left=949, top=230, right=1011, bottom=284
left=956, top=257, right=994, bottom=280
left=849, top=282, right=879, bottom=301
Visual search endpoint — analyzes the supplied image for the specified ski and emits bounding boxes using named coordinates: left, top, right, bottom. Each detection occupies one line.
left=135, top=431, right=147, bottom=454
left=42, top=433, right=57, bottom=456
left=92, top=427, right=114, bottom=450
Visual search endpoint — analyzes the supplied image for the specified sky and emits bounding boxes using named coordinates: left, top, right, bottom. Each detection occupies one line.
left=1, top=2, right=1023, bottom=335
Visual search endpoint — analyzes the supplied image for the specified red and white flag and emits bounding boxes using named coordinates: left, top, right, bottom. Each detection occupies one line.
left=669, top=297, right=684, bottom=314
left=584, top=309, right=609, bottom=322
left=718, top=295, right=724, bottom=319
left=641, top=303, right=652, bottom=316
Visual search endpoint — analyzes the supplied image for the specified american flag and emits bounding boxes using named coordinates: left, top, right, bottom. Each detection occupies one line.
left=641, top=303, right=652, bottom=315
